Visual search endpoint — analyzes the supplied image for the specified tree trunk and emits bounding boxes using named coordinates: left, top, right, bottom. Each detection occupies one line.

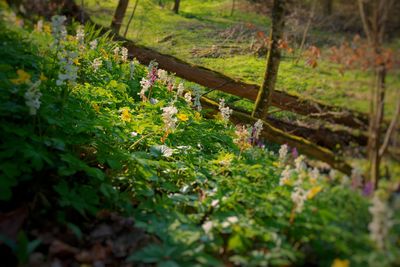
left=322, top=0, right=332, bottom=16
left=123, top=0, right=140, bottom=38
left=111, top=0, right=130, bottom=34
left=368, top=65, right=386, bottom=187
left=173, top=0, right=180, bottom=14
left=252, top=0, right=285, bottom=118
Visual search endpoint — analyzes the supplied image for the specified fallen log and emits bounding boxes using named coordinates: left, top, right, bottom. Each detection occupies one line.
left=226, top=103, right=368, bottom=149
left=200, top=97, right=353, bottom=175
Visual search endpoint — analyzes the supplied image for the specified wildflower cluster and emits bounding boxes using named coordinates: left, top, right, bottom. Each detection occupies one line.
left=75, top=25, right=85, bottom=49
left=139, top=61, right=158, bottom=101
left=57, top=50, right=78, bottom=86
left=277, top=145, right=324, bottom=214
left=218, top=98, right=233, bottom=124
left=24, top=81, right=42, bottom=115
left=51, top=15, right=67, bottom=47
left=92, top=58, right=102, bottom=72
left=161, top=105, right=178, bottom=132
left=89, top=39, right=98, bottom=50
left=368, top=192, right=393, bottom=250
left=234, top=125, right=252, bottom=153
left=251, top=119, right=263, bottom=145
left=193, top=86, right=202, bottom=111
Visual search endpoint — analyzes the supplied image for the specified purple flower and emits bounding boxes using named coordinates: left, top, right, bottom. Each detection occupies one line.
left=257, top=140, right=265, bottom=149
left=292, top=147, right=298, bottom=158
left=363, top=181, right=374, bottom=196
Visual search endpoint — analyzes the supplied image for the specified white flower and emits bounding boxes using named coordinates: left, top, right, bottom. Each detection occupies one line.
left=329, top=169, right=337, bottom=180
left=177, top=83, right=185, bottom=96
left=121, top=47, right=128, bottom=62
left=193, top=86, right=202, bottom=111
left=24, top=81, right=42, bottom=115
left=221, top=216, right=239, bottom=228
left=51, top=15, right=67, bottom=46
left=253, top=119, right=263, bottom=140
left=295, top=155, right=306, bottom=172
left=161, top=105, right=178, bottom=131
left=139, top=77, right=151, bottom=100
left=154, top=145, right=174, bottom=157
left=291, top=187, right=307, bottom=213
left=157, top=69, right=168, bottom=83
left=218, top=98, right=232, bottom=123
left=89, top=39, right=98, bottom=50
left=368, top=194, right=393, bottom=250
left=226, top=216, right=239, bottom=224
left=75, top=25, right=85, bottom=45
left=310, top=167, right=320, bottom=181
left=129, top=60, right=135, bottom=80
left=130, top=131, right=138, bottom=137
left=278, top=144, right=288, bottom=162
left=36, top=19, right=43, bottom=32
left=56, top=51, right=78, bottom=86
left=202, top=221, right=213, bottom=234
left=184, top=92, right=192, bottom=105
left=113, top=47, right=120, bottom=59
left=280, top=166, right=292, bottom=186
left=92, top=58, right=102, bottom=72
left=211, top=199, right=219, bottom=207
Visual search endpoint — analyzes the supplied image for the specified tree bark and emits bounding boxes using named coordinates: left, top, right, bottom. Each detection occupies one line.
left=252, top=0, right=285, bottom=118
left=111, top=0, right=130, bottom=34
left=368, top=66, right=385, bottom=186
left=123, top=0, right=140, bottom=38
left=173, top=0, right=180, bottom=14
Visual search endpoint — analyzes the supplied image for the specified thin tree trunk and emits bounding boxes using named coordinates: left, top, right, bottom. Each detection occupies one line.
left=368, top=66, right=386, bottom=186
left=379, top=94, right=400, bottom=157
left=252, top=0, right=285, bottom=118
left=231, top=0, right=236, bottom=16
left=173, top=0, right=180, bottom=14
left=111, top=0, right=130, bottom=34
left=123, top=0, right=140, bottom=38
left=295, top=0, right=317, bottom=64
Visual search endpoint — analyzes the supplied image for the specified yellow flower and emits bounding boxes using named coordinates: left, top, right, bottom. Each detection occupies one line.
left=67, top=35, right=76, bottom=42
left=101, top=49, right=109, bottom=59
left=194, top=112, right=202, bottom=121
left=92, top=103, right=100, bottom=113
left=307, top=186, right=322, bottom=200
left=120, top=108, right=132, bottom=122
left=331, top=259, right=350, bottom=267
left=73, top=58, right=80, bottom=65
left=11, top=69, right=31, bottom=85
left=177, top=113, right=189, bottom=121
left=40, top=73, right=47, bottom=81
left=43, top=24, right=51, bottom=34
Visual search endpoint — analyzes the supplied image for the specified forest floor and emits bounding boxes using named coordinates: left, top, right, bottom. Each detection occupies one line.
left=84, top=0, right=400, bottom=117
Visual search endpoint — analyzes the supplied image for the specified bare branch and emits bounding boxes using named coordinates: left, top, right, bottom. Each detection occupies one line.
left=379, top=95, right=400, bottom=157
